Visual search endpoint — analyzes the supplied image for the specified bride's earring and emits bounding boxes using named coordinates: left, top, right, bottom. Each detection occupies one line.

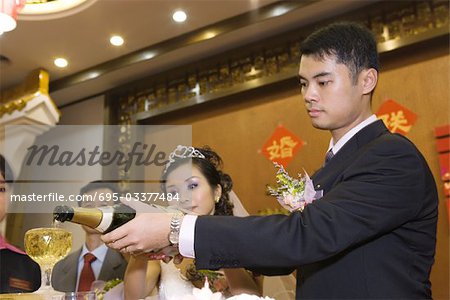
left=214, top=185, right=222, bottom=203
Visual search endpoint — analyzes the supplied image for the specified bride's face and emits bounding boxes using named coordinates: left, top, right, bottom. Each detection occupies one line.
left=165, top=163, right=219, bottom=215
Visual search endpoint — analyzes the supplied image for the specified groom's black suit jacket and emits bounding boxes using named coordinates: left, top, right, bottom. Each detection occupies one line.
left=194, top=120, right=438, bottom=299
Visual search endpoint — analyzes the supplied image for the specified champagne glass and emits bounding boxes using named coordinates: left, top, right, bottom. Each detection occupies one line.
left=24, top=227, right=72, bottom=295
left=61, top=291, right=97, bottom=300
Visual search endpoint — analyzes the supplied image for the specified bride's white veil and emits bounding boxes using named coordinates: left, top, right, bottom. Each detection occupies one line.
left=229, top=190, right=296, bottom=299
left=230, top=190, right=251, bottom=217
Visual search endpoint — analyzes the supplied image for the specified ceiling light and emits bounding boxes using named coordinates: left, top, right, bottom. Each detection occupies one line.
left=141, top=51, right=155, bottom=60
left=87, top=71, right=99, bottom=79
left=0, top=13, right=15, bottom=33
left=19, top=0, right=96, bottom=20
left=172, top=10, right=187, bottom=23
left=110, top=35, right=124, bottom=46
left=54, top=57, right=68, bottom=68
left=0, top=0, right=26, bottom=33
left=271, top=6, right=290, bottom=17
left=203, top=31, right=217, bottom=40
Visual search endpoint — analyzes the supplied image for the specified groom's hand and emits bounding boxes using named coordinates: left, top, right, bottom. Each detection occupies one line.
left=102, top=211, right=173, bottom=254
left=101, top=198, right=175, bottom=254
left=145, top=245, right=184, bottom=264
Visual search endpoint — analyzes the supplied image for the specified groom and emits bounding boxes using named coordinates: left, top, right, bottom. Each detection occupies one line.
left=103, top=22, right=438, bottom=299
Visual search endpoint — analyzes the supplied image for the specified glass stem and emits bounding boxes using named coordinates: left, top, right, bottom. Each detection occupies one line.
left=40, top=267, right=52, bottom=290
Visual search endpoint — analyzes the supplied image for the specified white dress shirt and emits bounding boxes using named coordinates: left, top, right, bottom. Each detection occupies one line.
left=179, top=114, right=379, bottom=258
left=76, top=243, right=108, bottom=291
left=327, top=114, right=378, bottom=154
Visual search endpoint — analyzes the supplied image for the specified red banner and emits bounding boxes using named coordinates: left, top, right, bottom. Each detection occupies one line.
left=261, top=125, right=303, bottom=167
left=376, top=99, right=417, bottom=135
left=434, top=124, right=450, bottom=228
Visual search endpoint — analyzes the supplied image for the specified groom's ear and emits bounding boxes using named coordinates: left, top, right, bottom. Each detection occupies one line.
left=361, top=68, right=378, bottom=95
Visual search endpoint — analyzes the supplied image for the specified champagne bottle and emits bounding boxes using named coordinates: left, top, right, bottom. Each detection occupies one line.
left=53, top=203, right=136, bottom=233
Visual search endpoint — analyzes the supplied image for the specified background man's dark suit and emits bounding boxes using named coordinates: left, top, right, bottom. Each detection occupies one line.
left=0, top=248, right=41, bottom=293
left=194, top=120, right=438, bottom=299
left=52, top=248, right=127, bottom=292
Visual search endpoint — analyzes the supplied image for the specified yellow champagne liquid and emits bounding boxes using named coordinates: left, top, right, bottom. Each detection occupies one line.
left=24, top=227, right=72, bottom=268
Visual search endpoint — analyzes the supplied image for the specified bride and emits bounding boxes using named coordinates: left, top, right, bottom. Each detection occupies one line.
left=123, top=146, right=263, bottom=300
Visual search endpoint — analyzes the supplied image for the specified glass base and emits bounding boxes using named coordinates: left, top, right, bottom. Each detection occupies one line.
left=62, top=291, right=97, bottom=300
left=33, top=287, right=65, bottom=300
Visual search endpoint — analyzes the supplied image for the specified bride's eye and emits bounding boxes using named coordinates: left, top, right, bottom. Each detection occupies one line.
left=187, top=183, right=198, bottom=190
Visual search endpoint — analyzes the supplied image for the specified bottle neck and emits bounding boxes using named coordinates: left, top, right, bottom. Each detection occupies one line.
left=71, top=207, right=103, bottom=229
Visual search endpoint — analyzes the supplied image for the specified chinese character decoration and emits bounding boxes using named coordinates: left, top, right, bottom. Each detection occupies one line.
left=261, top=125, right=304, bottom=167
left=376, top=99, right=417, bottom=135
left=434, top=124, right=450, bottom=228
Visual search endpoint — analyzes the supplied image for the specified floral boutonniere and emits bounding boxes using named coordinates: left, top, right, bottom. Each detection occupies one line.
left=185, top=263, right=228, bottom=294
left=266, top=162, right=322, bottom=212
left=94, top=278, right=123, bottom=300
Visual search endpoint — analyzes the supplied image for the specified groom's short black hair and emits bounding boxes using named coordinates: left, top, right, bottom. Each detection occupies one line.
left=300, top=22, right=379, bottom=83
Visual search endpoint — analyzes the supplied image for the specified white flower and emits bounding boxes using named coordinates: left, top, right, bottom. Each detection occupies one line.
left=303, top=171, right=319, bottom=204
left=175, top=280, right=274, bottom=300
left=192, top=283, right=224, bottom=300
left=283, top=194, right=296, bottom=207
left=175, top=280, right=224, bottom=300
left=228, top=294, right=274, bottom=300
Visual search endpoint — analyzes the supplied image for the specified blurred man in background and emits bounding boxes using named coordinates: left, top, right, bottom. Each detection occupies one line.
left=52, top=181, right=127, bottom=292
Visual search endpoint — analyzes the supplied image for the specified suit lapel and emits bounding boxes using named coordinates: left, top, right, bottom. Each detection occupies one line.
left=312, top=120, right=389, bottom=193
left=57, top=249, right=80, bottom=292
left=98, top=249, right=124, bottom=281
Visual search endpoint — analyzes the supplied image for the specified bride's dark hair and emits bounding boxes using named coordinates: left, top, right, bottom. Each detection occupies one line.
left=161, top=146, right=234, bottom=216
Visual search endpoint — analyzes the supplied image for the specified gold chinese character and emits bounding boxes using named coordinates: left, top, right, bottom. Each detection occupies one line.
left=444, top=182, right=450, bottom=191
left=266, top=136, right=298, bottom=160
left=379, top=110, right=411, bottom=133
left=266, top=141, right=281, bottom=160
left=279, top=136, right=298, bottom=158
left=388, top=110, right=411, bottom=133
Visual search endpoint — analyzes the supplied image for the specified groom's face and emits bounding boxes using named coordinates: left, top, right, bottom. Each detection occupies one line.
left=299, top=54, right=366, bottom=139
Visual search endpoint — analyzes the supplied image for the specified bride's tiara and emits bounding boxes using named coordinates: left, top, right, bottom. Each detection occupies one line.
left=163, top=145, right=206, bottom=174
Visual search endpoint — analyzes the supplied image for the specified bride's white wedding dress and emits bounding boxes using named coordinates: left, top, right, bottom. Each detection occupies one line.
left=103, top=261, right=195, bottom=300
left=143, top=260, right=195, bottom=300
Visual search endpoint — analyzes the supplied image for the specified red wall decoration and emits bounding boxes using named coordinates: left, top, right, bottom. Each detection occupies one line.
left=261, top=124, right=304, bottom=168
left=376, top=99, right=417, bottom=135
left=434, top=124, right=450, bottom=226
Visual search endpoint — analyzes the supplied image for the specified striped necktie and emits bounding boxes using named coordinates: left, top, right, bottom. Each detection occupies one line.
left=324, top=149, right=334, bottom=166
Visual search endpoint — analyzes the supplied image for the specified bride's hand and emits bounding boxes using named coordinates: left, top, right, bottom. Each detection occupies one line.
left=164, top=253, right=184, bottom=265
left=144, top=245, right=184, bottom=264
